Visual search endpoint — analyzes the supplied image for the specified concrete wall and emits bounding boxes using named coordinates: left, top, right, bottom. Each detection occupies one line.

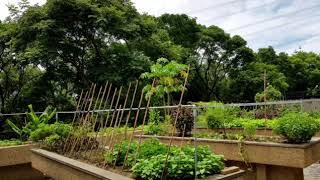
left=0, top=163, right=48, bottom=180
left=0, top=144, right=37, bottom=167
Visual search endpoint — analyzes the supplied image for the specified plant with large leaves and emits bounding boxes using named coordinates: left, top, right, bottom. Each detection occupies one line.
left=6, top=104, right=57, bottom=140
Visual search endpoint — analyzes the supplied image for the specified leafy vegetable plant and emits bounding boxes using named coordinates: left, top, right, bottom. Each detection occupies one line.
left=273, top=112, right=320, bottom=143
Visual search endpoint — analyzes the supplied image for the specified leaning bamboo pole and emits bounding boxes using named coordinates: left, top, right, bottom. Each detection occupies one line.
left=160, top=65, right=190, bottom=179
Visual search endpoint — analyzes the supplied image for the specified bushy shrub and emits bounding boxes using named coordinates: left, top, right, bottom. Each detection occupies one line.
left=145, top=123, right=166, bottom=135
left=105, top=140, right=138, bottom=166
left=243, top=122, right=257, bottom=140
left=273, top=112, right=320, bottom=143
left=171, top=107, right=193, bottom=136
left=0, top=140, right=23, bottom=147
left=149, top=109, right=163, bottom=124
left=29, top=122, right=72, bottom=142
left=131, top=145, right=224, bottom=180
left=198, top=103, right=236, bottom=129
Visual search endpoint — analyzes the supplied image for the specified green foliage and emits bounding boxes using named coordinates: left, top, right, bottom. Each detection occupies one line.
left=0, top=139, right=23, bottom=147
left=141, top=58, right=188, bottom=104
left=7, top=105, right=57, bottom=139
left=273, top=112, right=320, bottom=143
left=255, top=85, right=282, bottom=102
left=225, top=118, right=275, bottom=128
left=144, top=123, right=166, bottom=135
left=29, top=122, right=72, bottom=142
left=105, top=140, right=138, bottom=166
left=133, top=138, right=168, bottom=161
left=148, top=109, right=163, bottom=124
left=131, top=145, right=224, bottom=180
left=243, top=122, right=257, bottom=140
left=198, top=102, right=235, bottom=129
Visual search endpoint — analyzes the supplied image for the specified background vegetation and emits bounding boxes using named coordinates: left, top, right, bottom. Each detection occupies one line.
left=0, top=0, right=319, bottom=121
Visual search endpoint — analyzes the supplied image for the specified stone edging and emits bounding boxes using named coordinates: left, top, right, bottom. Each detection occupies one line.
left=31, top=149, right=133, bottom=180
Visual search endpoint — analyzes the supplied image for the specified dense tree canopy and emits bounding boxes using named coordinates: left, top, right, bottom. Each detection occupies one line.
left=0, top=0, right=319, bottom=114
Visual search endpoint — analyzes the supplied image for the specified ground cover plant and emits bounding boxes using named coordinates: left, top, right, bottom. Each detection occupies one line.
left=0, top=139, right=24, bottom=147
left=104, top=139, right=224, bottom=180
left=273, top=112, right=320, bottom=143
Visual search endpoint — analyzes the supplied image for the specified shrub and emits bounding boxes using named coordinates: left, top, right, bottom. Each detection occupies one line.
left=105, top=140, right=138, bottom=166
left=131, top=145, right=224, bottom=180
left=171, top=107, right=193, bottom=136
left=0, top=140, right=23, bottom=147
left=145, top=123, right=166, bottom=135
left=29, top=122, right=72, bottom=142
left=198, top=103, right=235, bottom=129
left=273, top=112, right=320, bottom=143
left=243, top=122, right=257, bottom=140
left=149, top=109, right=163, bottom=124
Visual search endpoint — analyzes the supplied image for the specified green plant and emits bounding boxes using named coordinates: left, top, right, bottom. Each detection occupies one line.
left=29, top=122, right=72, bottom=142
left=198, top=102, right=236, bottom=129
left=273, top=112, right=320, bottom=143
left=105, top=140, right=138, bottom=166
left=149, top=109, right=163, bottom=124
left=0, top=140, right=23, bottom=147
left=145, top=123, right=166, bottom=135
left=243, top=122, right=257, bottom=140
left=255, top=85, right=282, bottom=102
left=171, top=107, right=193, bottom=136
left=133, top=138, right=167, bottom=161
left=131, top=145, right=224, bottom=180
left=6, top=104, right=57, bottom=139
left=141, top=58, right=188, bottom=106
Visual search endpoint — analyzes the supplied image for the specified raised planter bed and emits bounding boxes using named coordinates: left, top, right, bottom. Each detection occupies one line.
left=135, top=135, right=320, bottom=180
left=31, top=149, right=246, bottom=180
left=0, top=144, right=48, bottom=180
left=195, top=128, right=320, bottom=137
left=0, top=144, right=37, bottom=167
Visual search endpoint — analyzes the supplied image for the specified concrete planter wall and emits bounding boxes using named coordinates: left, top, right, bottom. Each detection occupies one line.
left=30, top=149, right=245, bottom=180
left=135, top=135, right=320, bottom=180
left=196, top=128, right=320, bottom=137
left=0, top=144, right=37, bottom=167
left=0, top=144, right=47, bottom=180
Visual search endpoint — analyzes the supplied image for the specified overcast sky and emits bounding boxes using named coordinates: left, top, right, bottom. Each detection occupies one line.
left=1, top=0, right=319, bottom=53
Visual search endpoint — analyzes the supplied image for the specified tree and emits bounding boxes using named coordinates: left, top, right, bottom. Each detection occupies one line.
left=187, top=25, right=255, bottom=101
left=140, top=58, right=188, bottom=106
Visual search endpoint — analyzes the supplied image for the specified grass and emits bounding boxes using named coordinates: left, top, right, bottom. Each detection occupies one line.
left=0, top=139, right=24, bottom=147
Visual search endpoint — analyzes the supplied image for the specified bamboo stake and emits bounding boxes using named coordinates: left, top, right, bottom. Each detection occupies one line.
left=69, top=84, right=96, bottom=157
left=100, top=87, right=122, bottom=151
left=161, top=65, right=190, bottom=179
left=116, top=82, right=132, bottom=128
left=82, top=83, right=109, bottom=156
left=132, top=79, right=155, bottom=164
left=66, top=84, right=93, bottom=155
left=122, top=90, right=144, bottom=169
left=112, top=81, right=138, bottom=167
left=124, top=80, right=139, bottom=139
left=76, top=84, right=101, bottom=157
left=99, top=88, right=117, bottom=151
left=62, top=89, right=83, bottom=153
left=87, top=83, right=113, bottom=158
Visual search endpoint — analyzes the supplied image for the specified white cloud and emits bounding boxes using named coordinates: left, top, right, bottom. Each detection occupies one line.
left=0, top=0, right=46, bottom=20
left=1, top=0, right=319, bottom=53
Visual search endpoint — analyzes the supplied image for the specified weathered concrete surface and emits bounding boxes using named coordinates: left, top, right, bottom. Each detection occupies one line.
left=304, top=163, right=320, bottom=180
left=0, top=144, right=37, bottom=167
left=31, top=149, right=133, bottom=180
left=0, top=163, right=49, bottom=180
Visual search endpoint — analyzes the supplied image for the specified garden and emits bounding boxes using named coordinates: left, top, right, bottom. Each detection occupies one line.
left=0, top=58, right=319, bottom=180
left=0, top=1, right=320, bottom=179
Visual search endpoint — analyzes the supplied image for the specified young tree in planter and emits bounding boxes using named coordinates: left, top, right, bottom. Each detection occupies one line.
left=141, top=58, right=189, bottom=135
left=140, top=57, right=188, bottom=106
